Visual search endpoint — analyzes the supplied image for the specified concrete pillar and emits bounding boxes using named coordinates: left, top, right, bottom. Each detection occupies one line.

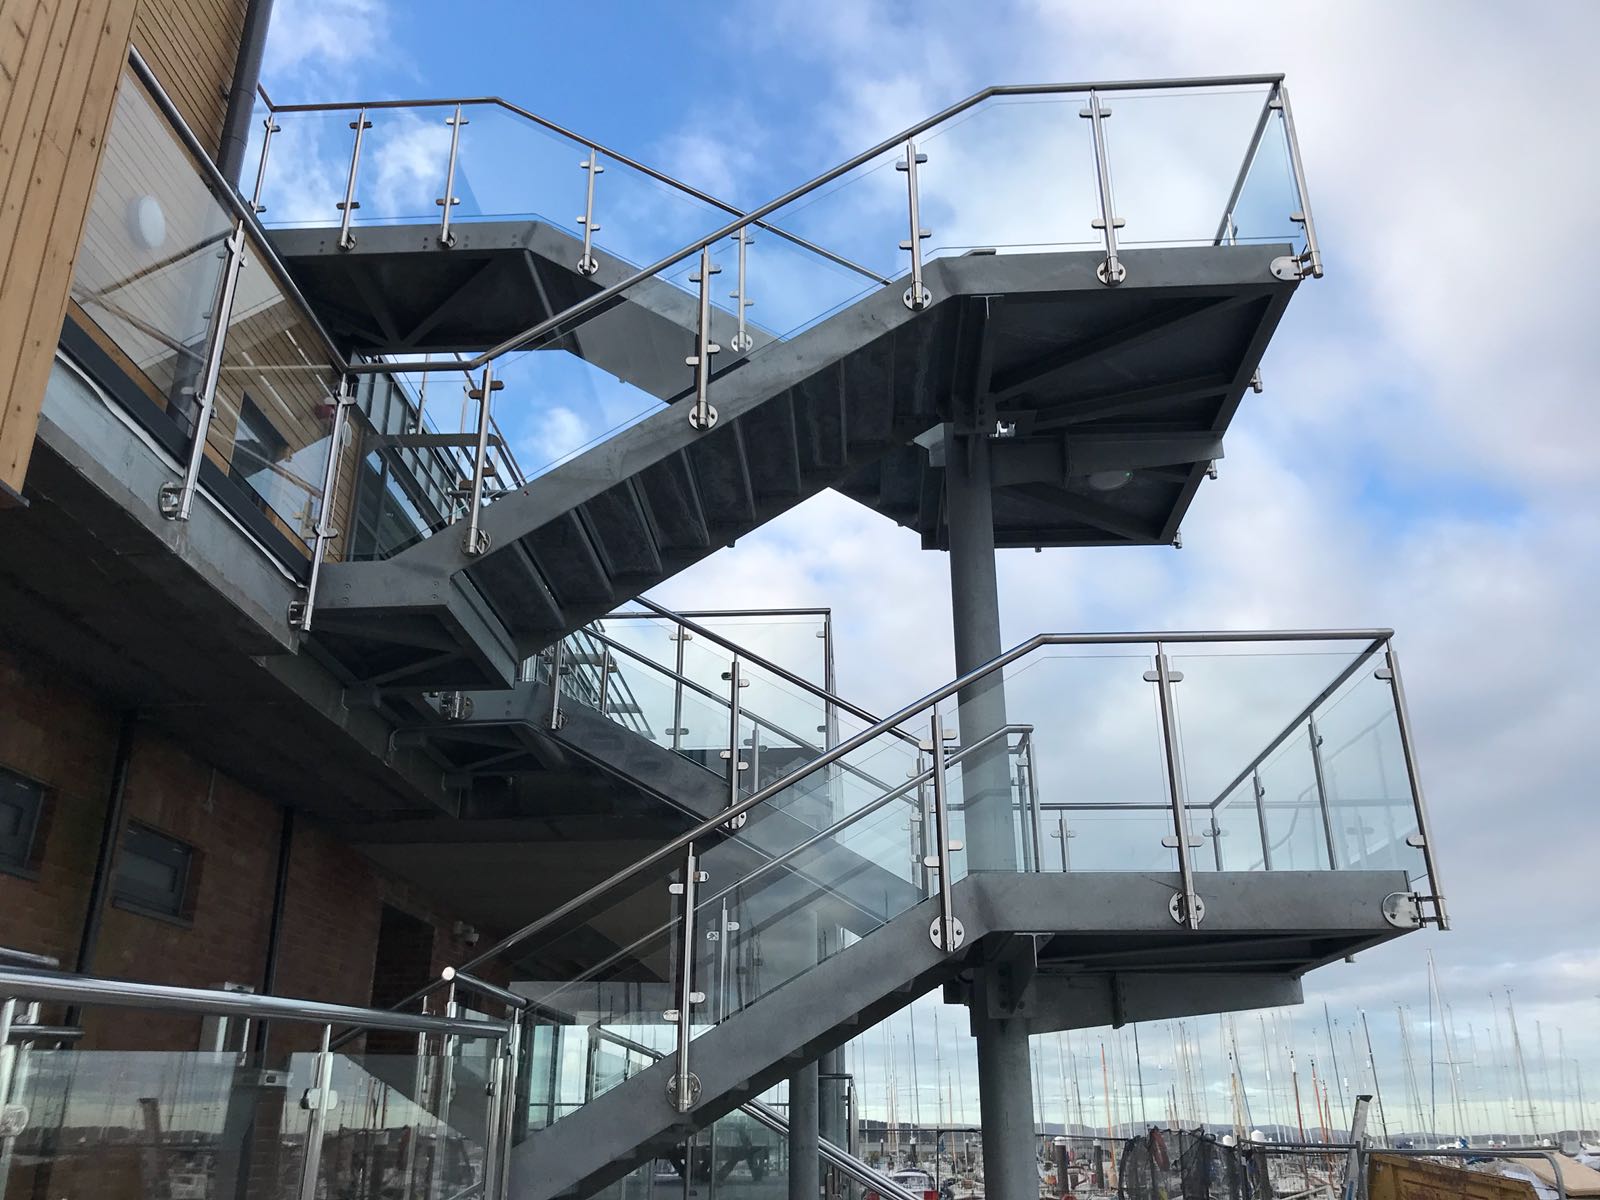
left=945, top=429, right=1035, bottom=1200
left=789, top=1061, right=821, bottom=1200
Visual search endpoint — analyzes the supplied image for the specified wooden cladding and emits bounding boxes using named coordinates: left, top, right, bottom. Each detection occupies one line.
left=131, top=0, right=247, bottom=151
left=0, top=0, right=141, bottom=503
left=0, top=0, right=247, bottom=505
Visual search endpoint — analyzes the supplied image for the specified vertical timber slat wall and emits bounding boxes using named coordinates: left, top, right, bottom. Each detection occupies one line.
left=0, top=0, right=141, bottom=503
left=131, top=0, right=246, bottom=146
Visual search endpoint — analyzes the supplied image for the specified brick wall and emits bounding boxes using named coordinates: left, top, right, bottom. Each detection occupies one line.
left=0, top=642, right=496, bottom=1052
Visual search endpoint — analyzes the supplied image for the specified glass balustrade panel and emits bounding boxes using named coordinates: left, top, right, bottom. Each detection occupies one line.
left=207, top=248, right=345, bottom=559
left=70, top=71, right=237, bottom=442
left=1306, top=664, right=1426, bottom=881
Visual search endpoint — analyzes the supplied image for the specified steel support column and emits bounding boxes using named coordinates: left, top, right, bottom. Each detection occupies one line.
left=945, top=428, right=1034, bottom=1200
left=789, top=1060, right=821, bottom=1200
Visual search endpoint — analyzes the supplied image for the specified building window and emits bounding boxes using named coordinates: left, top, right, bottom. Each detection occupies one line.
left=113, top=822, right=197, bottom=921
left=0, top=766, right=47, bottom=876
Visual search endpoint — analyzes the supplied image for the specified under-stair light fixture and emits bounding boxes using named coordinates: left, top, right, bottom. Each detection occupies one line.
left=1087, top=469, right=1134, bottom=492
left=127, top=195, right=166, bottom=250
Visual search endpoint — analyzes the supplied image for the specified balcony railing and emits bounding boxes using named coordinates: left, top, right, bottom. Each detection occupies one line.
left=0, top=965, right=521, bottom=1200
left=63, top=51, right=531, bottom=623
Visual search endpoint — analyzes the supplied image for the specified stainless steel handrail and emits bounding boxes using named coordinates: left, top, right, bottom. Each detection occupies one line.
left=573, top=627, right=909, bottom=799
left=140, top=50, right=1300, bottom=387
left=587, top=1025, right=923, bottom=1200
left=1197, top=635, right=1388, bottom=811
left=254, top=91, right=890, bottom=287
left=629, top=597, right=923, bottom=748
left=0, top=947, right=60, bottom=969
left=0, top=966, right=506, bottom=1039
left=357, top=73, right=1292, bottom=376
left=543, top=722, right=1031, bottom=995
left=451, top=629, right=1401, bottom=979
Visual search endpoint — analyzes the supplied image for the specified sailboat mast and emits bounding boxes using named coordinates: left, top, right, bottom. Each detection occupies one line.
left=1291, top=1049, right=1307, bottom=1142
left=1360, top=1010, right=1392, bottom=1144
left=1506, top=989, right=1539, bottom=1140
left=1324, top=1001, right=1348, bottom=1134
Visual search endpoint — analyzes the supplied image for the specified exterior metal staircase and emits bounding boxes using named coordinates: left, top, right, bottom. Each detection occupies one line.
left=254, top=78, right=1315, bottom=692
left=388, top=626, right=1447, bottom=1200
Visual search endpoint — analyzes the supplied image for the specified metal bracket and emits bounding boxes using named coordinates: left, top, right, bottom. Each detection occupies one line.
left=300, top=1086, right=341, bottom=1112
left=929, top=915, right=965, bottom=951
left=441, top=692, right=474, bottom=721
left=1270, top=255, right=1305, bottom=281
left=1381, top=892, right=1421, bottom=929
left=1143, top=668, right=1184, bottom=683
left=1168, top=892, right=1205, bottom=926
left=1161, top=835, right=1203, bottom=849
left=157, top=481, right=182, bottom=518
left=666, top=1071, right=701, bottom=1107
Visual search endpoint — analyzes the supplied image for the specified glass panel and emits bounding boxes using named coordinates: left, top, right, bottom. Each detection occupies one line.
left=251, top=109, right=365, bottom=229
left=920, top=97, right=1101, bottom=259
left=70, top=73, right=235, bottom=439
left=1046, top=807, right=1176, bottom=872
left=305, top=1049, right=490, bottom=1200
left=1311, top=668, right=1426, bottom=880
left=2, top=1048, right=301, bottom=1200
left=1224, top=105, right=1303, bottom=247
left=207, top=250, right=343, bottom=556
left=1100, top=86, right=1295, bottom=247
left=1257, top=725, right=1329, bottom=871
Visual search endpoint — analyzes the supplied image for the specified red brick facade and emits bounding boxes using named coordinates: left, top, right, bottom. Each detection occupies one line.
left=0, top=642, right=492, bottom=1051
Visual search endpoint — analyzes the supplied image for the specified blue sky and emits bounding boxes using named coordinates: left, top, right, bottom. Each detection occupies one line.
left=260, top=0, right=1600, bottom=1135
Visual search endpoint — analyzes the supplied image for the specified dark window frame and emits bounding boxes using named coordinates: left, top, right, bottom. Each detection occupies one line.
left=0, top=765, right=50, bottom=879
left=112, top=821, right=201, bottom=925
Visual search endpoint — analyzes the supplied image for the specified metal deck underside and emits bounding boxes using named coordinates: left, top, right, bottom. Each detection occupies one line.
left=304, top=240, right=1296, bottom=692
left=509, top=868, right=1412, bottom=1200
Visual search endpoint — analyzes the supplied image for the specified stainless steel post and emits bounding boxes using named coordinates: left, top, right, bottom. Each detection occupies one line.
left=926, top=711, right=963, bottom=952
left=250, top=114, right=280, bottom=213
left=729, top=227, right=754, bottom=353
left=597, top=650, right=613, bottom=716
left=687, top=245, right=722, bottom=430
left=895, top=139, right=931, bottom=309
left=1307, top=714, right=1340, bottom=869
left=163, top=222, right=247, bottom=523
left=1152, top=645, right=1202, bottom=927
left=1208, top=812, right=1225, bottom=871
left=1054, top=811, right=1074, bottom=871
left=462, top=364, right=502, bottom=557
left=547, top=641, right=567, bottom=730
left=1273, top=83, right=1324, bottom=279
left=721, top=659, right=748, bottom=829
left=576, top=151, right=604, bottom=275
left=430, top=987, right=461, bottom=1200
left=437, top=104, right=468, bottom=247
left=484, top=1018, right=505, bottom=1199
left=497, top=1016, right=521, bottom=1200
left=295, top=378, right=355, bottom=631
left=1079, top=90, right=1126, bottom=285
left=1380, top=642, right=1448, bottom=928
left=667, top=844, right=706, bottom=1112
left=1021, top=732, right=1044, bottom=872
left=297, top=1024, right=335, bottom=1200
left=671, top=626, right=689, bottom=752
left=1253, top=771, right=1273, bottom=869
left=336, top=110, right=371, bottom=251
